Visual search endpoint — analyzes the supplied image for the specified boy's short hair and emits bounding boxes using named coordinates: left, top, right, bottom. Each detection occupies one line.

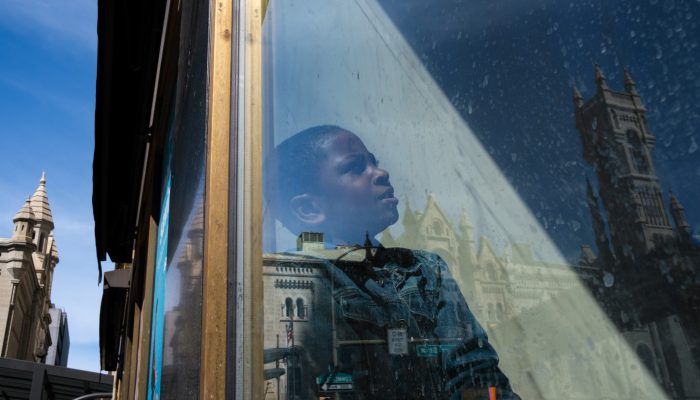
left=265, top=125, right=348, bottom=232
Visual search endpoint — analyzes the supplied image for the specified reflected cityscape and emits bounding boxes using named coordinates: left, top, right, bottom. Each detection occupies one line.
left=260, top=67, right=700, bottom=399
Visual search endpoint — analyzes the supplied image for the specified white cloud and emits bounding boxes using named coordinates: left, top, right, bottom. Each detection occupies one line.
left=0, top=0, right=97, bottom=50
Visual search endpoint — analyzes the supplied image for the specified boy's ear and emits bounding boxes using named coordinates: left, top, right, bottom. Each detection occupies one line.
left=289, top=194, right=326, bottom=226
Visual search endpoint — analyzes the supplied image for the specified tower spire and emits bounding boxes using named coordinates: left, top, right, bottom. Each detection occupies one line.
left=594, top=64, right=609, bottom=91
left=459, top=208, right=473, bottom=231
left=573, top=85, right=584, bottom=108
left=669, top=190, right=691, bottom=243
left=30, top=172, right=54, bottom=230
left=623, top=68, right=638, bottom=95
left=12, top=198, right=36, bottom=241
left=402, top=197, right=416, bottom=226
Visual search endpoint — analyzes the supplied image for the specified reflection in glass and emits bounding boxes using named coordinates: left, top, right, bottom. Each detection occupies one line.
left=263, top=126, right=518, bottom=399
left=259, top=0, right=700, bottom=399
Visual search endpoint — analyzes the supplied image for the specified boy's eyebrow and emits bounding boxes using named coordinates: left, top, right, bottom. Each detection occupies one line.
left=368, top=152, right=378, bottom=164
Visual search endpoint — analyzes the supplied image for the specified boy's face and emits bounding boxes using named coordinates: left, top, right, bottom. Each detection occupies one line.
left=313, top=130, right=399, bottom=240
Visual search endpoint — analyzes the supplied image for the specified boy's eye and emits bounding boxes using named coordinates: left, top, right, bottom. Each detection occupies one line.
left=369, top=153, right=379, bottom=167
left=349, top=159, right=366, bottom=174
left=339, top=155, right=367, bottom=175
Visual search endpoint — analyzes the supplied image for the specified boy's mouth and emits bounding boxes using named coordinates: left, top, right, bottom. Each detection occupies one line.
left=378, top=188, right=398, bottom=204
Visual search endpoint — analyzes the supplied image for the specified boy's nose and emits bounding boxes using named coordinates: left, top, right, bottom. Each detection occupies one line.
left=373, top=167, right=390, bottom=186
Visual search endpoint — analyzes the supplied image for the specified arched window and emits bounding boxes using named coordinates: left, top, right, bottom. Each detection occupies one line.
left=296, top=298, right=305, bottom=319
left=610, top=109, right=620, bottom=129
left=38, top=233, right=45, bottom=252
left=487, top=303, right=495, bottom=321
left=487, top=262, right=497, bottom=280
left=497, top=303, right=504, bottom=321
left=627, top=130, right=649, bottom=174
left=431, top=219, right=444, bottom=235
left=285, top=298, right=293, bottom=318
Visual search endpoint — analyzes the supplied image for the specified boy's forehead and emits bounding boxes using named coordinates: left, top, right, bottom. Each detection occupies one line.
left=320, top=131, right=368, bottom=155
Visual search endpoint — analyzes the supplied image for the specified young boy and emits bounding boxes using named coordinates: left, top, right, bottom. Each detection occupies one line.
left=267, top=125, right=519, bottom=399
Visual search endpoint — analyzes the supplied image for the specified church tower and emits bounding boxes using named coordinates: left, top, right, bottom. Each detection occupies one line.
left=1, top=173, right=60, bottom=362
left=574, top=66, right=674, bottom=258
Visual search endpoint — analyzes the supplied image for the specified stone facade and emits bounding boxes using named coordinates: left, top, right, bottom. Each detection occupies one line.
left=0, top=173, right=65, bottom=364
left=573, top=67, right=700, bottom=399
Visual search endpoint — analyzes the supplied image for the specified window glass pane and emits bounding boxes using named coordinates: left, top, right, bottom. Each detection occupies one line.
left=261, top=1, right=700, bottom=399
left=150, top=0, right=209, bottom=397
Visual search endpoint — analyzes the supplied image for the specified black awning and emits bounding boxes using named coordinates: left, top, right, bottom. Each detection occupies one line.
left=99, top=269, right=132, bottom=371
left=93, top=0, right=168, bottom=267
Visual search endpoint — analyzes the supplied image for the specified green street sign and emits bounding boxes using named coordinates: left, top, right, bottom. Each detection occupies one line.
left=416, top=344, right=457, bottom=357
left=316, top=372, right=353, bottom=384
left=316, top=372, right=354, bottom=392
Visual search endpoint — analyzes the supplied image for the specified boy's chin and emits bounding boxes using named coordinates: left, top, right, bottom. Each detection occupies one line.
left=383, top=208, right=400, bottom=228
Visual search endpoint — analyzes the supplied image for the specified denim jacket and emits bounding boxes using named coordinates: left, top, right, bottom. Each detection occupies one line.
left=318, top=247, right=519, bottom=400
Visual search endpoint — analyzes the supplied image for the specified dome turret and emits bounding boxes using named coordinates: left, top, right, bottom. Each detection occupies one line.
left=12, top=198, right=37, bottom=241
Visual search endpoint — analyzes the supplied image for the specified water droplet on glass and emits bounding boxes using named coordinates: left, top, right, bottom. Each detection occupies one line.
left=571, top=220, right=581, bottom=232
left=603, top=272, right=615, bottom=287
left=480, top=75, right=489, bottom=88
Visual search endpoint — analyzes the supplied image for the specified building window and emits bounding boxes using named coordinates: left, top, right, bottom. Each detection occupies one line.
left=285, top=297, right=293, bottom=318
left=627, top=130, right=650, bottom=174
left=611, top=109, right=621, bottom=129
left=432, top=219, right=444, bottom=235
left=296, top=298, right=305, bottom=319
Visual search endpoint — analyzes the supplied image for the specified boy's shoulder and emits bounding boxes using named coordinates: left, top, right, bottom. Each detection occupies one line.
left=395, top=248, right=449, bottom=269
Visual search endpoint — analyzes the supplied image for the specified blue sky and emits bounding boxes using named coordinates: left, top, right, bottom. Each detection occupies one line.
left=0, top=0, right=102, bottom=371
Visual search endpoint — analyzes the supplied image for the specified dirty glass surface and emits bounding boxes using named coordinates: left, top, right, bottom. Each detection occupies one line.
left=260, top=0, right=700, bottom=399
left=150, top=0, right=209, bottom=398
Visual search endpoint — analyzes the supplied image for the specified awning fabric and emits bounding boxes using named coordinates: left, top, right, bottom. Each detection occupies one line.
left=93, top=0, right=167, bottom=271
left=99, top=269, right=132, bottom=371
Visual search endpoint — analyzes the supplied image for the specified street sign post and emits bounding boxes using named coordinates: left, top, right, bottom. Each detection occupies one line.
left=316, top=372, right=354, bottom=392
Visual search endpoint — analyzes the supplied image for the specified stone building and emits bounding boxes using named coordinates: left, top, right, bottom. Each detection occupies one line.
left=0, top=173, right=65, bottom=364
left=45, top=307, right=70, bottom=366
left=573, top=66, right=700, bottom=399
left=260, top=198, right=590, bottom=399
